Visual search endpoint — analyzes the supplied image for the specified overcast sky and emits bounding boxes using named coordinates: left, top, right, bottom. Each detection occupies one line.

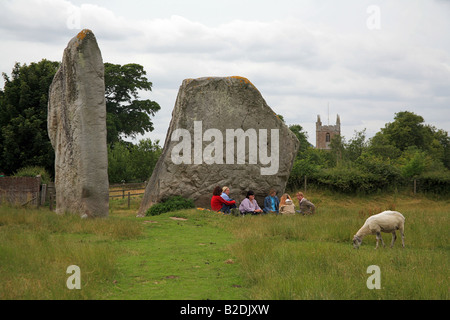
left=1, top=0, right=449, bottom=146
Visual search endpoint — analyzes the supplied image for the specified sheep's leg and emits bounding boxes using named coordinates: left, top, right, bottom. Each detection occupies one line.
left=375, top=232, right=385, bottom=249
left=375, top=233, right=379, bottom=249
left=390, top=231, right=397, bottom=248
left=400, top=228, right=405, bottom=248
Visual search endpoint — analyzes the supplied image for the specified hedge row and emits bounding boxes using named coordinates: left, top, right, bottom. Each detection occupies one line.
left=287, top=164, right=450, bottom=195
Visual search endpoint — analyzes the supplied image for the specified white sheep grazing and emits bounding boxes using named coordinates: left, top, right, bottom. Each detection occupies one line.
left=353, top=211, right=405, bottom=249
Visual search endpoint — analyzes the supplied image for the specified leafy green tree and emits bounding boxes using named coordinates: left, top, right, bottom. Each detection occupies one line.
left=0, top=60, right=60, bottom=175
left=108, top=139, right=161, bottom=183
left=129, top=138, right=162, bottom=182
left=377, top=111, right=432, bottom=152
left=346, top=129, right=368, bottom=163
left=400, top=147, right=428, bottom=178
left=329, top=134, right=345, bottom=166
left=288, top=124, right=311, bottom=158
left=369, top=111, right=449, bottom=169
left=108, top=142, right=135, bottom=183
left=104, top=63, right=161, bottom=144
left=427, top=128, right=450, bottom=169
left=356, top=152, right=403, bottom=188
left=368, top=133, right=402, bottom=160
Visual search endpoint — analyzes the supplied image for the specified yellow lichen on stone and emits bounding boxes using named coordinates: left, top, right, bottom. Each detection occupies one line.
left=77, top=29, right=92, bottom=40
left=228, top=76, right=255, bottom=88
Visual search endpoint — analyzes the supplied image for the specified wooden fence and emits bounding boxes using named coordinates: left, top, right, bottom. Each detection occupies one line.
left=0, top=176, right=42, bottom=207
left=109, top=182, right=146, bottom=198
left=0, top=180, right=146, bottom=210
left=109, top=182, right=146, bottom=209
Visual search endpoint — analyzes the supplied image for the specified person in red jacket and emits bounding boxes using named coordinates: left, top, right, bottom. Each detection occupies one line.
left=211, top=185, right=236, bottom=213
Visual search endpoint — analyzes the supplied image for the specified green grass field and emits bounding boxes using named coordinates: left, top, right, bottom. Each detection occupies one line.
left=0, top=191, right=448, bottom=300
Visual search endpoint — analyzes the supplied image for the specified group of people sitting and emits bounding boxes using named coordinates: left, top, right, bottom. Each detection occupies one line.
left=210, top=186, right=316, bottom=216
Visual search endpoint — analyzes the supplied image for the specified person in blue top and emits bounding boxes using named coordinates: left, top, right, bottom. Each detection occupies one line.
left=220, top=186, right=237, bottom=214
left=263, top=189, right=280, bottom=214
left=221, top=186, right=233, bottom=201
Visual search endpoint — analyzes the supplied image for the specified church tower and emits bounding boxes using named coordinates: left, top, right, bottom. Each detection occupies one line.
left=316, top=114, right=341, bottom=150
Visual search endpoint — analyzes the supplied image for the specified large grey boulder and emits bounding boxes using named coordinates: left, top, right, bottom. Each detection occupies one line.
left=48, top=29, right=109, bottom=218
left=137, top=76, right=299, bottom=216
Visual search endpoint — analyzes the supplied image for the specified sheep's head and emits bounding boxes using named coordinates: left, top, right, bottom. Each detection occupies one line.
left=353, top=235, right=362, bottom=249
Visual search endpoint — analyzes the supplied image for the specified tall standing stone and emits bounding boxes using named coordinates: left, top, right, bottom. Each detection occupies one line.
left=48, top=29, right=109, bottom=218
left=137, top=76, right=299, bottom=216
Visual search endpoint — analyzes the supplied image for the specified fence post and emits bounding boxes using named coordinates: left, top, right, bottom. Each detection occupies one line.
left=50, top=193, right=54, bottom=211
left=35, top=192, right=40, bottom=208
left=414, top=179, right=417, bottom=195
left=128, top=192, right=131, bottom=209
left=41, top=184, right=47, bottom=206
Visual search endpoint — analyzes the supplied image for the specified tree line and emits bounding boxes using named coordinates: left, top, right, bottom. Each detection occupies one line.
left=287, top=111, right=450, bottom=195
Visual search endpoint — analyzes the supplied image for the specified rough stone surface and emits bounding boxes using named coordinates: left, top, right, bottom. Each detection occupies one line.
left=137, top=76, right=299, bottom=216
left=48, top=29, right=109, bottom=218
